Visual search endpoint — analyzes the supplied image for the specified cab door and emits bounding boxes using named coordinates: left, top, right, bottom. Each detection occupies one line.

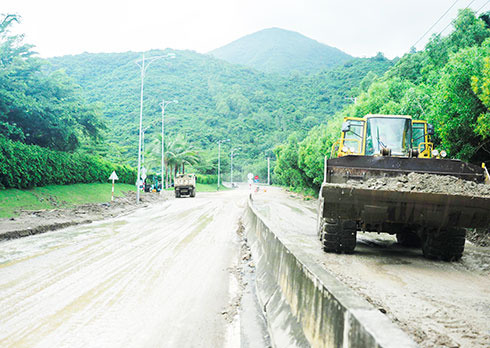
left=412, top=120, right=433, bottom=158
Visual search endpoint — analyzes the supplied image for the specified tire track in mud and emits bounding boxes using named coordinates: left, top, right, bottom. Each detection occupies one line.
left=0, top=193, right=245, bottom=348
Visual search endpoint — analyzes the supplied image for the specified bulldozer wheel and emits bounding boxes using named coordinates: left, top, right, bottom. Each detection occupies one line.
left=396, top=228, right=422, bottom=248
left=321, top=218, right=357, bottom=254
left=422, top=227, right=466, bottom=261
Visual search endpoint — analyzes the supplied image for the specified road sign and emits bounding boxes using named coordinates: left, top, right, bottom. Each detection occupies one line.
left=109, top=171, right=119, bottom=181
left=108, top=171, right=119, bottom=201
left=247, top=173, right=254, bottom=180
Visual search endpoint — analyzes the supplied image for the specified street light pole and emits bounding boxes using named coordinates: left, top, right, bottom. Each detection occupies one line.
left=217, top=139, right=230, bottom=190
left=142, top=128, right=145, bottom=166
left=142, top=126, right=149, bottom=166
left=160, top=99, right=178, bottom=193
left=134, top=52, right=175, bottom=203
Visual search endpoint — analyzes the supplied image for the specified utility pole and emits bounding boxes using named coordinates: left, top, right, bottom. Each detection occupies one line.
left=217, top=139, right=230, bottom=190
left=230, top=148, right=240, bottom=187
left=134, top=52, right=176, bottom=203
left=142, top=128, right=145, bottom=165
left=160, top=99, right=178, bottom=192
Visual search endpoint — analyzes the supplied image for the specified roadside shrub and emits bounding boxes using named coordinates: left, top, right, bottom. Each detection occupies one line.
left=196, top=174, right=218, bottom=184
left=0, top=137, right=136, bottom=189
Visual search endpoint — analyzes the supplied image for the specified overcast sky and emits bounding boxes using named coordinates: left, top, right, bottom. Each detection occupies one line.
left=3, top=0, right=490, bottom=59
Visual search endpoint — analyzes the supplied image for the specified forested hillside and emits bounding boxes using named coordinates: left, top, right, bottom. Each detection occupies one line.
left=209, top=27, right=352, bottom=75
left=275, top=9, right=490, bottom=192
left=48, top=49, right=392, bottom=178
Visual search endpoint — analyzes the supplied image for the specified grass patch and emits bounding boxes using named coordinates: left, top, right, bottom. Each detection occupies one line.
left=196, top=183, right=230, bottom=192
left=0, top=183, right=135, bottom=218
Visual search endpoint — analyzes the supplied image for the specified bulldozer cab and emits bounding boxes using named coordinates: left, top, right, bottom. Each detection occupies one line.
left=335, top=114, right=434, bottom=158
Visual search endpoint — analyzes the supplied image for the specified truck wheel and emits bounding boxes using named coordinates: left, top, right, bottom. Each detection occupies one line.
left=422, top=227, right=466, bottom=261
left=321, top=218, right=357, bottom=254
left=396, top=227, right=422, bottom=247
left=175, top=191, right=180, bottom=198
left=190, top=189, right=196, bottom=198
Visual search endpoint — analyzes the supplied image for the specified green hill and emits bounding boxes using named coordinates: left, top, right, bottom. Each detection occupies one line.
left=47, top=49, right=392, bottom=178
left=209, top=28, right=352, bottom=75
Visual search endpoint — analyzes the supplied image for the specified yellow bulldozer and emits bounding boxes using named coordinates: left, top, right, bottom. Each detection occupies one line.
left=318, top=114, right=490, bottom=261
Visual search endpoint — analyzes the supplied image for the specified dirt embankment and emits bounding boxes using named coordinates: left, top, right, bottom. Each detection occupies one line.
left=0, top=191, right=171, bottom=241
left=345, top=172, right=490, bottom=197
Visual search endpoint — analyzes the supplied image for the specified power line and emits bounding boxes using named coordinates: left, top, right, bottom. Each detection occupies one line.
left=439, top=0, right=480, bottom=35
left=476, top=0, right=490, bottom=13
left=411, top=0, right=461, bottom=49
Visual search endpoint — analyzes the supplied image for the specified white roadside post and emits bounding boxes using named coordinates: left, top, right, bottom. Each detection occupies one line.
left=109, top=171, right=119, bottom=201
left=247, top=172, right=254, bottom=193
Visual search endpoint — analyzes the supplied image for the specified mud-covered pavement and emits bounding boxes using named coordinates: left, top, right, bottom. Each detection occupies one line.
left=0, top=191, right=169, bottom=241
left=0, top=188, right=269, bottom=348
left=252, top=187, right=490, bottom=348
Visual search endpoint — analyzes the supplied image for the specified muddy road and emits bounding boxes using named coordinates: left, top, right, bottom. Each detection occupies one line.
left=252, top=187, right=490, bottom=348
left=0, top=189, right=268, bottom=348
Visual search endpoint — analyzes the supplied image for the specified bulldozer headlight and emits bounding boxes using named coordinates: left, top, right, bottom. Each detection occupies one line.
left=342, top=146, right=348, bottom=153
left=440, top=150, right=447, bottom=158
left=432, top=149, right=439, bottom=157
left=349, top=146, right=355, bottom=153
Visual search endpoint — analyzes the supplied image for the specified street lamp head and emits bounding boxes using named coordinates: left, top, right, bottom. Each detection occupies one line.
left=167, top=53, right=176, bottom=59
left=173, top=100, right=179, bottom=104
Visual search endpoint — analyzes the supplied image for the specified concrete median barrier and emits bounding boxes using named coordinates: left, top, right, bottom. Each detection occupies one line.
left=244, top=198, right=418, bottom=348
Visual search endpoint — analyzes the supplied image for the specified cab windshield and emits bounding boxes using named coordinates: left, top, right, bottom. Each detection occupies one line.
left=365, top=117, right=412, bottom=156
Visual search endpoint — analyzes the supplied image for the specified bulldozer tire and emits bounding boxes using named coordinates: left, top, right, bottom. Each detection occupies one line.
left=396, top=228, right=422, bottom=248
left=321, top=218, right=357, bottom=254
left=422, top=227, right=466, bottom=261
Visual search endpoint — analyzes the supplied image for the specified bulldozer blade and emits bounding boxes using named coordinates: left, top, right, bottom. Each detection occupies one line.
left=326, top=156, right=486, bottom=183
left=320, top=183, right=490, bottom=230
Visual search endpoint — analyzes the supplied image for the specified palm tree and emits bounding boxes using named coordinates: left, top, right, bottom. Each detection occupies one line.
left=163, top=135, right=200, bottom=188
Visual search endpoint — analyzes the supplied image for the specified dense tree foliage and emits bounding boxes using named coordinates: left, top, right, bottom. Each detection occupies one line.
left=0, top=14, right=104, bottom=152
left=275, top=9, right=490, bottom=192
left=0, top=14, right=133, bottom=189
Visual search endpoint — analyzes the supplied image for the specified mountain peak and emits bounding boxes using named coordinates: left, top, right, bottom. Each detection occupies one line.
left=209, top=28, right=352, bottom=75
